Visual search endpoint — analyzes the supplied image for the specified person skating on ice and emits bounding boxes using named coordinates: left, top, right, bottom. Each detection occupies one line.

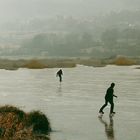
left=56, top=69, right=63, bottom=82
left=99, top=83, right=117, bottom=115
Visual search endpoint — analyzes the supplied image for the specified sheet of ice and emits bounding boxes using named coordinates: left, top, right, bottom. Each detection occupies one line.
left=0, top=65, right=140, bottom=140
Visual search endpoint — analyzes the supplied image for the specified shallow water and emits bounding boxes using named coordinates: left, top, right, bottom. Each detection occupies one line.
left=0, top=65, right=140, bottom=140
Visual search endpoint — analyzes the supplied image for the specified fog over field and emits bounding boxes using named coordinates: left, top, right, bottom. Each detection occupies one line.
left=0, top=0, right=140, bottom=59
left=0, top=0, right=138, bottom=22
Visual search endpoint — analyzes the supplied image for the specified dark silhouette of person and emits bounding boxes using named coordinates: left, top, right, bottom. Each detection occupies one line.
left=56, top=69, right=63, bottom=82
left=99, top=117, right=115, bottom=140
left=99, top=83, right=117, bottom=114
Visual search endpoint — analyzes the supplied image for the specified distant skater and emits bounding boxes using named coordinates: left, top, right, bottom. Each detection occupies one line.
left=56, top=69, right=63, bottom=82
left=99, top=83, right=117, bottom=115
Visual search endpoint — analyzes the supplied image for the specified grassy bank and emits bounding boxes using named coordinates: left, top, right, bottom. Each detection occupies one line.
left=0, top=105, right=51, bottom=140
left=0, top=57, right=140, bottom=70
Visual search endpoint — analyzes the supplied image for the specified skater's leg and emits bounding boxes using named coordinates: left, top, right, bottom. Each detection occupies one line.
left=60, top=76, right=62, bottom=82
left=109, top=100, right=114, bottom=114
left=99, top=100, right=108, bottom=113
left=59, top=75, right=62, bottom=82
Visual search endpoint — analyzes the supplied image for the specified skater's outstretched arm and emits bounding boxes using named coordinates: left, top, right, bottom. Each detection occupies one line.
left=113, top=94, right=117, bottom=98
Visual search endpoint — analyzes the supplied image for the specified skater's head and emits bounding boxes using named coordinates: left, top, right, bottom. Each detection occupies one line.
left=111, top=83, right=115, bottom=88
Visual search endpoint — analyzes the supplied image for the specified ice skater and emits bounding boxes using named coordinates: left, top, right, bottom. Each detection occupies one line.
left=56, top=69, right=63, bottom=82
left=99, top=83, right=117, bottom=115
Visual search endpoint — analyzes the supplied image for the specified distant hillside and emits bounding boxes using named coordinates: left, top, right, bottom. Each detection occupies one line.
left=0, top=10, right=140, bottom=59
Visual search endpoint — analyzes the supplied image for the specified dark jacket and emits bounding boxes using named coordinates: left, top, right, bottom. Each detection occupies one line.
left=57, top=70, right=63, bottom=76
left=105, top=87, right=114, bottom=101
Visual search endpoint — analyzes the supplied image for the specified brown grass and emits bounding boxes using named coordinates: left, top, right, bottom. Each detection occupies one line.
left=113, top=57, right=136, bottom=66
left=0, top=105, right=51, bottom=140
left=23, top=60, right=47, bottom=69
left=0, top=57, right=139, bottom=70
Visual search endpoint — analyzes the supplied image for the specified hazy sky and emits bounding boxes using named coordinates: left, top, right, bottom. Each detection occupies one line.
left=0, top=0, right=139, bottom=22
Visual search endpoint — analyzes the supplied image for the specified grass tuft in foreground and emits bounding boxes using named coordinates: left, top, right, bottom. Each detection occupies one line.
left=0, top=105, right=51, bottom=140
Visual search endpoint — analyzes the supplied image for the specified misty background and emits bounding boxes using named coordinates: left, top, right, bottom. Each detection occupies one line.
left=0, top=0, right=140, bottom=58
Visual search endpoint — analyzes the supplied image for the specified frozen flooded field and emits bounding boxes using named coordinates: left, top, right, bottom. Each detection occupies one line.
left=0, top=65, right=140, bottom=140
